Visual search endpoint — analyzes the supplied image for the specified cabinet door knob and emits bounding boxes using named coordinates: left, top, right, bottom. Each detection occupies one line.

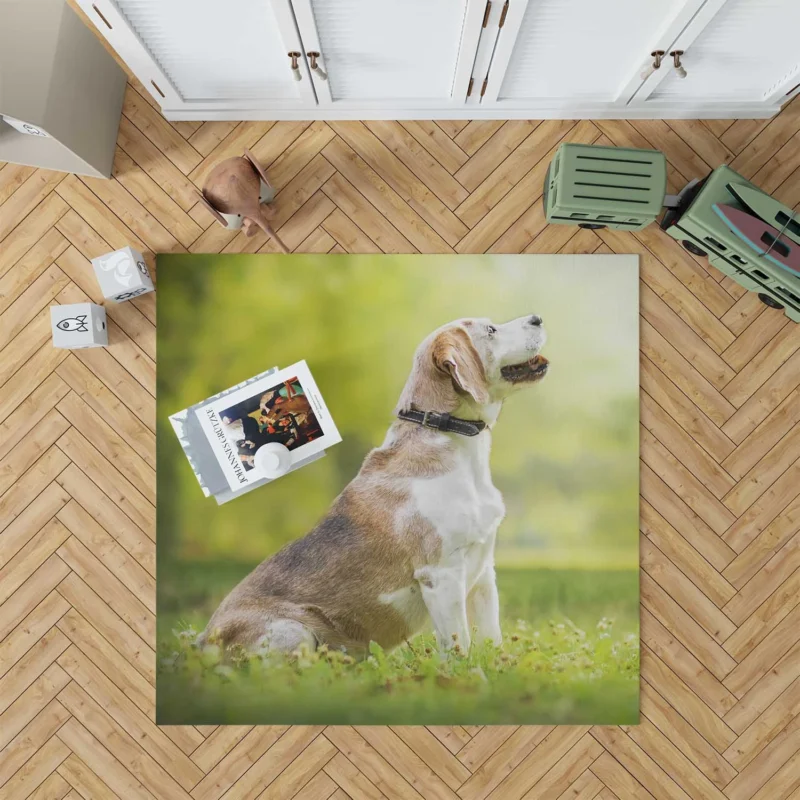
left=307, top=52, right=328, bottom=81
left=288, top=52, right=302, bottom=81
left=640, top=50, right=665, bottom=81
left=670, top=50, right=687, bottom=79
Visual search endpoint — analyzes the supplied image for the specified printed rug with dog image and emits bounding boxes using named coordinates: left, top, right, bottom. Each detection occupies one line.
left=156, top=253, right=640, bottom=725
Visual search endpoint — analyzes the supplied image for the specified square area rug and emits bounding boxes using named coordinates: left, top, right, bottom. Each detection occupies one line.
left=156, top=254, right=640, bottom=725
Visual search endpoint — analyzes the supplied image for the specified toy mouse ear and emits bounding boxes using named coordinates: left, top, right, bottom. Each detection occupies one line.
left=196, top=190, right=228, bottom=227
left=243, top=148, right=274, bottom=193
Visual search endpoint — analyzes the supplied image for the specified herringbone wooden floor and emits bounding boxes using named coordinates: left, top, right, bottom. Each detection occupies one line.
left=2, top=65, right=800, bottom=799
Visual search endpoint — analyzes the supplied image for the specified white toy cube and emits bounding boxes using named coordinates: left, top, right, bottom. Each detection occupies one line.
left=91, top=246, right=154, bottom=302
left=51, top=303, right=108, bottom=349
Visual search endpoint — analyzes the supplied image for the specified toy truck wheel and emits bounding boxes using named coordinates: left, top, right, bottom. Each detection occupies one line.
left=578, top=223, right=606, bottom=230
left=758, top=293, right=784, bottom=310
left=682, top=240, right=707, bottom=257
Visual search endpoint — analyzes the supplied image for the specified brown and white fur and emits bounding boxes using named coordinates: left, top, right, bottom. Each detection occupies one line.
left=200, top=315, right=548, bottom=657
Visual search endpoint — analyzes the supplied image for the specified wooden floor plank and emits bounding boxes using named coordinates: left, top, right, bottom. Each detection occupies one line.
left=57, top=752, right=122, bottom=800
left=121, top=85, right=202, bottom=176
left=1, top=68, right=800, bottom=800
left=641, top=501, right=736, bottom=608
left=324, top=130, right=459, bottom=251
left=640, top=681, right=736, bottom=790
left=0, top=171, right=66, bottom=244
left=400, top=121, right=469, bottom=174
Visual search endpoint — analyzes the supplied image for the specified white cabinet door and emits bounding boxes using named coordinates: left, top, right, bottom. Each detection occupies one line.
left=633, top=0, right=800, bottom=110
left=76, top=0, right=316, bottom=113
left=289, top=0, right=486, bottom=109
left=480, top=0, right=707, bottom=112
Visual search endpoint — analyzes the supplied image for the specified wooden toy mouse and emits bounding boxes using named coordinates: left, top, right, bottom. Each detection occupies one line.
left=197, top=149, right=289, bottom=253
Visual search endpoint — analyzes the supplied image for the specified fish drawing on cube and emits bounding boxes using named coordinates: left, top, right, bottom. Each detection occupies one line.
left=91, top=246, right=154, bottom=302
left=51, top=303, right=108, bottom=349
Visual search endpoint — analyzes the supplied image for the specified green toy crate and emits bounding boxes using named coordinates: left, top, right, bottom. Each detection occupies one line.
left=660, top=164, right=800, bottom=323
left=544, top=143, right=667, bottom=231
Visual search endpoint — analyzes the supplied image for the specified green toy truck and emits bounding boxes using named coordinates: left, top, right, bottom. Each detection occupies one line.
left=543, top=143, right=667, bottom=231
left=660, top=165, right=800, bottom=323
left=544, top=142, right=800, bottom=322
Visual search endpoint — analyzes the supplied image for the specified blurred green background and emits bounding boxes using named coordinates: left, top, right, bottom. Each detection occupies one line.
left=156, top=254, right=640, bottom=723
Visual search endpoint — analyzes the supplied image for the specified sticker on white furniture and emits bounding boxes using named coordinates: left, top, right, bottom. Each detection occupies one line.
left=2, top=115, right=50, bottom=137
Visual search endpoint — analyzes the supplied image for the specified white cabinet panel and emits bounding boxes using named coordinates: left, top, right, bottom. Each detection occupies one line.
left=115, top=0, right=297, bottom=100
left=77, top=0, right=794, bottom=118
left=77, top=0, right=314, bottom=110
left=647, top=0, right=800, bottom=103
left=492, top=0, right=698, bottom=103
left=292, top=0, right=483, bottom=106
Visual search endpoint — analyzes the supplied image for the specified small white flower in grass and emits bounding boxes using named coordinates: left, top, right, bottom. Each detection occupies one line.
left=198, top=644, right=222, bottom=669
left=174, top=626, right=198, bottom=643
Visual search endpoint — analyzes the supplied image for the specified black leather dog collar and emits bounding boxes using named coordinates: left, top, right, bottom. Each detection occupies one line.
left=397, top=409, right=487, bottom=437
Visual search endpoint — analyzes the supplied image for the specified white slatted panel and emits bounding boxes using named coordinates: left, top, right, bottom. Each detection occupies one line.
left=114, top=0, right=296, bottom=100
left=498, top=0, right=683, bottom=100
left=309, top=0, right=468, bottom=101
left=651, top=0, right=800, bottom=101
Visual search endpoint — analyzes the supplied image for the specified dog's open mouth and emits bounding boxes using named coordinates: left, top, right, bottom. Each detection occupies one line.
left=500, top=354, right=549, bottom=383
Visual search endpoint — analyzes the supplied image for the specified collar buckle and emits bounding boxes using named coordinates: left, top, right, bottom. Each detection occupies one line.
left=422, top=411, right=451, bottom=431
left=397, top=409, right=485, bottom=437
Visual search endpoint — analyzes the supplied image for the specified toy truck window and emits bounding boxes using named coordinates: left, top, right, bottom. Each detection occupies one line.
left=777, top=287, right=800, bottom=305
left=761, top=233, right=791, bottom=259
left=704, top=236, right=727, bottom=251
left=776, top=212, right=800, bottom=239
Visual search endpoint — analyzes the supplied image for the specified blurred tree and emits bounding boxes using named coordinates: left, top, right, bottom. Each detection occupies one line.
left=157, top=254, right=639, bottom=570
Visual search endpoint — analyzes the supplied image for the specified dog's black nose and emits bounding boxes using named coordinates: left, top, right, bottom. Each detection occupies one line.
left=529, top=315, right=542, bottom=326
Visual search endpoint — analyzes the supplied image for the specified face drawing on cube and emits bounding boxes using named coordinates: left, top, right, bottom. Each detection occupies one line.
left=218, top=377, right=320, bottom=471
left=91, top=246, right=154, bottom=303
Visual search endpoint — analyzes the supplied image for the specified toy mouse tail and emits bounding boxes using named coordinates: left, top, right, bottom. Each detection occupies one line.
left=254, top=213, right=290, bottom=254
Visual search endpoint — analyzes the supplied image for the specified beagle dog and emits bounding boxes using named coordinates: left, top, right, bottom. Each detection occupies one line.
left=200, top=315, right=548, bottom=657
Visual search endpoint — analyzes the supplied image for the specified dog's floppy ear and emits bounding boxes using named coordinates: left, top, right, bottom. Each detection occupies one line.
left=433, top=327, right=489, bottom=405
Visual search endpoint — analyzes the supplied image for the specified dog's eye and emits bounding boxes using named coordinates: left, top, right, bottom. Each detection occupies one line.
left=487, top=325, right=497, bottom=335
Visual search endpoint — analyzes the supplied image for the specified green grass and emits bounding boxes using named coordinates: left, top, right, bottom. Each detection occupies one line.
left=157, top=564, right=639, bottom=725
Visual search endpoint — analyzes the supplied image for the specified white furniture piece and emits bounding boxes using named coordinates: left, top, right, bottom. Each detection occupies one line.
left=76, top=0, right=800, bottom=121
left=0, top=0, right=126, bottom=177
